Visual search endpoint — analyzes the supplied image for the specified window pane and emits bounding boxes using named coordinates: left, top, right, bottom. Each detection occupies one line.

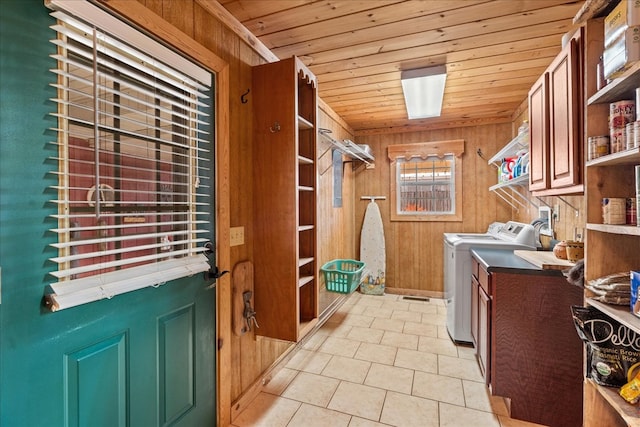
left=398, top=156, right=454, bottom=214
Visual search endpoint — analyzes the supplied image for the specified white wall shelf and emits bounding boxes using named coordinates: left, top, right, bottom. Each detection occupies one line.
left=487, top=130, right=529, bottom=165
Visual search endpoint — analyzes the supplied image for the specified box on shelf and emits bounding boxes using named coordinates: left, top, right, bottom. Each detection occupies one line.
left=632, top=271, right=640, bottom=317
left=603, top=26, right=640, bottom=79
left=636, top=165, right=640, bottom=226
left=604, top=0, right=640, bottom=47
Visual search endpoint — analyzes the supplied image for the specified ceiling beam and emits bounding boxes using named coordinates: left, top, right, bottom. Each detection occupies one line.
left=195, top=0, right=279, bottom=62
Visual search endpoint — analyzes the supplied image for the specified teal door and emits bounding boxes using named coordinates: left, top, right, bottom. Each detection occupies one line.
left=0, top=1, right=217, bottom=425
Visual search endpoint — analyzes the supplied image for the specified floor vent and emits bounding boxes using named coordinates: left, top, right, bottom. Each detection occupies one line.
left=402, top=296, right=430, bottom=302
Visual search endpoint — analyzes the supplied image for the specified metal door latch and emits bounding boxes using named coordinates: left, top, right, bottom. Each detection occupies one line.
left=207, top=266, right=229, bottom=281
left=242, top=291, right=259, bottom=332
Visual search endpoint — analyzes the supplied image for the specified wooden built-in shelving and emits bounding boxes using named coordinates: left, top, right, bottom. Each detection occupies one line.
left=588, top=62, right=640, bottom=105
left=252, top=56, right=319, bottom=342
left=582, top=12, right=640, bottom=427
left=586, top=379, right=640, bottom=427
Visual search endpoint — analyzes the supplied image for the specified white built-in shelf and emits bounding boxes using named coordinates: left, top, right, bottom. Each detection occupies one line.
left=586, top=147, right=640, bottom=167
left=587, top=223, right=640, bottom=237
left=298, top=185, right=314, bottom=192
left=298, top=116, right=313, bottom=129
left=585, top=297, right=640, bottom=426
left=487, top=131, right=529, bottom=165
left=488, top=174, right=530, bottom=191
left=587, top=62, right=640, bottom=106
left=298, top=225, right=314, bottom=232
left=587, top=298, right=640, bottom=333
left=298, top=155, right=313, bottom=165
left=587, top=379, right=640, bottom=427
left=298, top=257, right=314, bottom=267
left=298, top=275, right=314, bottom=287
left=318, top=128, right=374, bottom=165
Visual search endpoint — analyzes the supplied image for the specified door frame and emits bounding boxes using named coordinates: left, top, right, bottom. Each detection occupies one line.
left=98, top=2, right=232, bottom=424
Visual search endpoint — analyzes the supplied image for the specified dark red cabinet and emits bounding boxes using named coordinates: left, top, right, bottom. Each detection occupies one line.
left=471, top=253, right=584, bottom=427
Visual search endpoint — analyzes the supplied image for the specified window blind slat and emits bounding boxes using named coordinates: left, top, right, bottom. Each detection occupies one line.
left=50, top=211, right=209, bottom=220
left=49, top=255, right=211, bottom=296
left=50, top=73, right=211, bottom=126
left=50, top=16, right=210, bottom=92
left=50, top=228, right=210, bottom=249
left=50, top=219, right=208, bottom=234
left=50, top=40, right=210, bottom=111
left=50, top=238, right=209, bottom=265
left=50, top=88, right=211, bottom=135
left=50, top=247, right=207, bottom=279
left=46, top=255, right=210, bottom=312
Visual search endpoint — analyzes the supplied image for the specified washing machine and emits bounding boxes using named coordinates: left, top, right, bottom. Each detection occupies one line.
left=443, top=221, right=536, bottom=344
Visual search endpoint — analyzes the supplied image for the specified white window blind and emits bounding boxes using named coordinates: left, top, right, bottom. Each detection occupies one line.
left=46, top=0, right=213, bottom=311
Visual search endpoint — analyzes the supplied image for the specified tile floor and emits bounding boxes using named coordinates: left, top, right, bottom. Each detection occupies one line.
left=232, top=292, right=547, bottom=427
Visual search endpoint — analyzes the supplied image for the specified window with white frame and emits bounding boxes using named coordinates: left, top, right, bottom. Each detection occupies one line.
left=397, top=156, right=455, bottom=214
left=388, top=140, right=464, bottom=222
left=46, top=1, right=213, bottom=311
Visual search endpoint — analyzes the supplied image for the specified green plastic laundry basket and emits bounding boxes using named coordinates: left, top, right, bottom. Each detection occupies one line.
left=321, top=259, right=366, bottom=294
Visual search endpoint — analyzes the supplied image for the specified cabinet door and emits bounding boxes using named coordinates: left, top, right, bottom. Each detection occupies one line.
left=528, top=72, right=549, bottom=191
left=478, top=286, right=490, bottom=385
left=471, top=274, right=479, bottom=347
left=548, top=36, right=582, bottom=188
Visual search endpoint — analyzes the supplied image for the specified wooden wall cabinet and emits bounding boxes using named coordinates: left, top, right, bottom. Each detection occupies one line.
left=252, top=56, right=319, bottom=342
left=529, top=72, right=550, bottom=191
left=528, top=30, right=584, bottom=195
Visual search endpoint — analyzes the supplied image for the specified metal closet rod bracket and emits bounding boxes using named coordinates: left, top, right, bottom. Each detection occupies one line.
left=557, top=196, right=580, bottom=217
left=317, top=128, right=374, bottom=166
left=534, top=196, right=579, bottom=217
left=494, top=186, right=539, bottom=211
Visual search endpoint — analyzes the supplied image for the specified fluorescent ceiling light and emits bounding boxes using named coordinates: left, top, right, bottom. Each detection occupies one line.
left=401, top=65, right=447, bottom=119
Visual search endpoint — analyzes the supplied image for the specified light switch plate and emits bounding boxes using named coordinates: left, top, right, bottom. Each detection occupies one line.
left=230, top=227, right=244, bottom=246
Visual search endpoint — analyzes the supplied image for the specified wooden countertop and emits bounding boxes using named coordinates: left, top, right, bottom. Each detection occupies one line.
left=470, top=248, right=564, bottom=277
left=514, top=249, right=575, bottom=270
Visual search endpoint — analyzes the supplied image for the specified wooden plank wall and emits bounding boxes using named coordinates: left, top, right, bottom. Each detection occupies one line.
left=354, top=124, right=514, bottom=294
left=316, top=111, right=359, bottom=311
left=128, top=0, right=360, bottom=415
left=121, top=0, right=586, bottom=420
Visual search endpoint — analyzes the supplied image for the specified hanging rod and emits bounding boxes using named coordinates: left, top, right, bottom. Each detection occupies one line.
left=488, top=175, right=539, bottom=211
left=360, top=196, right=386, bottom=202
left=318, top=128, right=374, bottom=165
left=492, top=186, right=539, bottom=211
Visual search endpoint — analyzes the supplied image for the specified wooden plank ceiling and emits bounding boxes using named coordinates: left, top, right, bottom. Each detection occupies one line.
left=215, top=0, right=584, bottom=134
